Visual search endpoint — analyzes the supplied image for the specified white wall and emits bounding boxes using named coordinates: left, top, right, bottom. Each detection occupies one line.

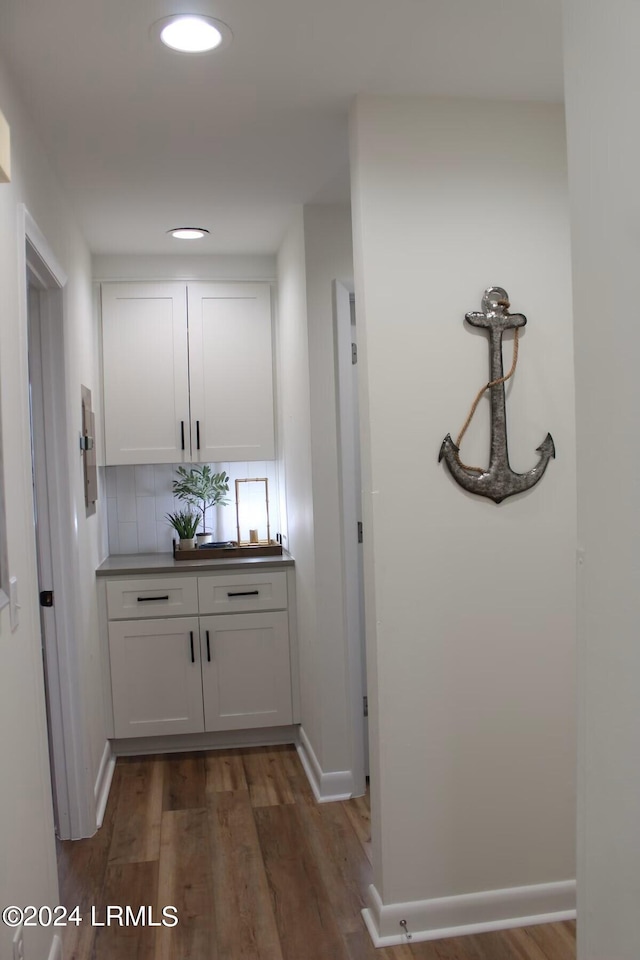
left=276, top=210, right=321, bottom=754
left=63, top=225, right=109, bottom=830
left=93, top=252, right=276, bottom=281
left=562, top=4, right=640, bottom=958
left=276, top=204, right=359, bottom=792
left=0, top=54, right=106, bottom=957
left=350, top=95, right=576, bottom=936
left=303, top=204, right=355, bottom=778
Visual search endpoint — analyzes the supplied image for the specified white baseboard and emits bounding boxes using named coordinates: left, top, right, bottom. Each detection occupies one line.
left=46, top=933, right=62, bottom=960
left=94, top=741, right=116, bottom=829
left=362, top=879, right=576, bottom=947
left=112, top=724, right=298, bottom=757
left=296, top=727, right=354, bottom=803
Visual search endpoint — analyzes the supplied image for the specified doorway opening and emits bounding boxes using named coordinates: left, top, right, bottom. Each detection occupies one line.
left=334, top=280, right=369, bottom=793
left=21, top=206, right=94, bottom=840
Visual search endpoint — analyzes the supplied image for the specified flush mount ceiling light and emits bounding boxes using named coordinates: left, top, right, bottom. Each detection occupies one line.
left=153, top=14, right=232, bottom=53
left=168, top=227, right=210, bottom=240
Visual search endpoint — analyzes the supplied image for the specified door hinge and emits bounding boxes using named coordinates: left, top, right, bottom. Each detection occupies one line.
left=39, top=590, right=54, bottom=608
left=357, top=521, right=363, bottom=544
left=363, top=696, right=368, bottom=718
left=351, top=342, right=358, bottom=364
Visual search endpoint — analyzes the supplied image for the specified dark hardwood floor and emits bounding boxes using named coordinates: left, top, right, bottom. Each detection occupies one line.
left=56, top=745, right=576, bottom=959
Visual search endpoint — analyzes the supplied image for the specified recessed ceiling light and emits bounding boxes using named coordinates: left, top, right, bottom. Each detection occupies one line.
left=154, top=15, right=232, bottom=54
left=168, top=227, right=210, bottom=240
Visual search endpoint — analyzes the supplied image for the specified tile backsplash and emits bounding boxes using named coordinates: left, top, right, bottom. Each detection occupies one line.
left=105, top=461, right=280, bottom=555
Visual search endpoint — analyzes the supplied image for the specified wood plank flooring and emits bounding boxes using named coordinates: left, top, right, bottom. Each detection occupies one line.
left=56, top=745, right=576, bottom=960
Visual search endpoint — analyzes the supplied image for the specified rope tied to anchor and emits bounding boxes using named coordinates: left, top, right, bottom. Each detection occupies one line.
left=455, top=327, right=520, bottom=473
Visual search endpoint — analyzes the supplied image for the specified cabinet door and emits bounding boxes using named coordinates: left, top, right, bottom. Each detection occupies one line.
left=107, top=577, right=199, bottom=620
left=109, top=617, right=204, bottom=738
left=187, top=283, right=275, bottom=461
left=200, top=612, right=292, bottom=731
left=102, top=282, right=190, bottom=464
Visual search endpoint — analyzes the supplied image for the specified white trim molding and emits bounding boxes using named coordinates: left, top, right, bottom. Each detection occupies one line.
left=296, top=726, right=354, bottom=803
left=362, top=879, right=576, bottom=947
left=46, top=934, right=63, bottom=960
left=113, top=724, right=298, bottom=757
left=94, top=741, right=116, bottom=829
left=23, top=211, right=67, bottom=288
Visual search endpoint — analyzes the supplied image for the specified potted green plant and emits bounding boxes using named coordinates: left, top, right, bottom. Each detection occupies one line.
left=172, top=465, right=230, bottom=544
left=165, top=509, right=200, bottom=550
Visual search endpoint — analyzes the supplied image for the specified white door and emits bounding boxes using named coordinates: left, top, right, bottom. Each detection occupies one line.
left=101, top=282, right=190, bottom=464
left=200, top=612, right=292, bottom=730
left=334, top=281, right=368, bottom=794
left=109, top=616, right=204, bottom=738
left=187, top=283, right=275, bottom=461
left=28, top=282, right=64, bottom=832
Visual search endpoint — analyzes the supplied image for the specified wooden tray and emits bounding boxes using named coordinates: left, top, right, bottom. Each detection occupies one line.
left=173, top=541, right=283, bottom=561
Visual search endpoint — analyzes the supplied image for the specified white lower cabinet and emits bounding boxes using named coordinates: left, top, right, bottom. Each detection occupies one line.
left=102, top=569, right=296, bottom=741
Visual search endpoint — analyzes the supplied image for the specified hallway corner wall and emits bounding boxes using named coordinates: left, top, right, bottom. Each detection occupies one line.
left=563, top=3, right=640, bottom=957
left=0, top=50, right=107, bottom=957
left=350, top=94, right=577, bottom=940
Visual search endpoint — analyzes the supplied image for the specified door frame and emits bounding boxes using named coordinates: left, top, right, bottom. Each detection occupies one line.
left=19, top=205, right=95, bottom=839
left=333, top=279, right=367, bottom=797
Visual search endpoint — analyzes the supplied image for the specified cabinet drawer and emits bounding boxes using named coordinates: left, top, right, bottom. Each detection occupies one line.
left=198, top=572, right=287, bottom=614
left=106, top=577, right=198, bottom=620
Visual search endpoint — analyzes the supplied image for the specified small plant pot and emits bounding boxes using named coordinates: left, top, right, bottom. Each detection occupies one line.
left=196, top=532, right=213, bottom=546
left=179, top=537, right=197, bottom=551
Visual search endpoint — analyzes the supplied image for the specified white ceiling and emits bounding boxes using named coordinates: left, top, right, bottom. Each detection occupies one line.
left=0, top=0, right=563, bottom=255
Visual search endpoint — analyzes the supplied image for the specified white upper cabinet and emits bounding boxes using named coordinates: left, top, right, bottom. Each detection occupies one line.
left=101, top=281, right=274, bottom=465
left=101, top=283, right=189, bottom=465
left=188, top=283, right=274, bottom=462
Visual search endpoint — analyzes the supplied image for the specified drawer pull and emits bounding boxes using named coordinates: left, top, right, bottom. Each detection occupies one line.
left=190, top=631, right=195, bottom=663
left=137, top=595, right=170, bottom=602
left=206, top=629, right=211, bottom=662
left=227, top=590, right=260, bottom=598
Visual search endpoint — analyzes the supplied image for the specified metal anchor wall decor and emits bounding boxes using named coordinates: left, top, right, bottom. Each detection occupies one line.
left=439, top=287, right=555, bottom=503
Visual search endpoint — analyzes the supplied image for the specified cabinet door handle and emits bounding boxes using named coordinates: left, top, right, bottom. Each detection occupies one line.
left=181, top=420, right=185, bottom=451
left=189, top=630, right=195, bottom=663
left=137, top=595, right=169, bottom=602
left=206, top=629, right=211, bottom=662
left=227, top=590, right=260, bottom=598
left=196, top=420, right=200, bottom=451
